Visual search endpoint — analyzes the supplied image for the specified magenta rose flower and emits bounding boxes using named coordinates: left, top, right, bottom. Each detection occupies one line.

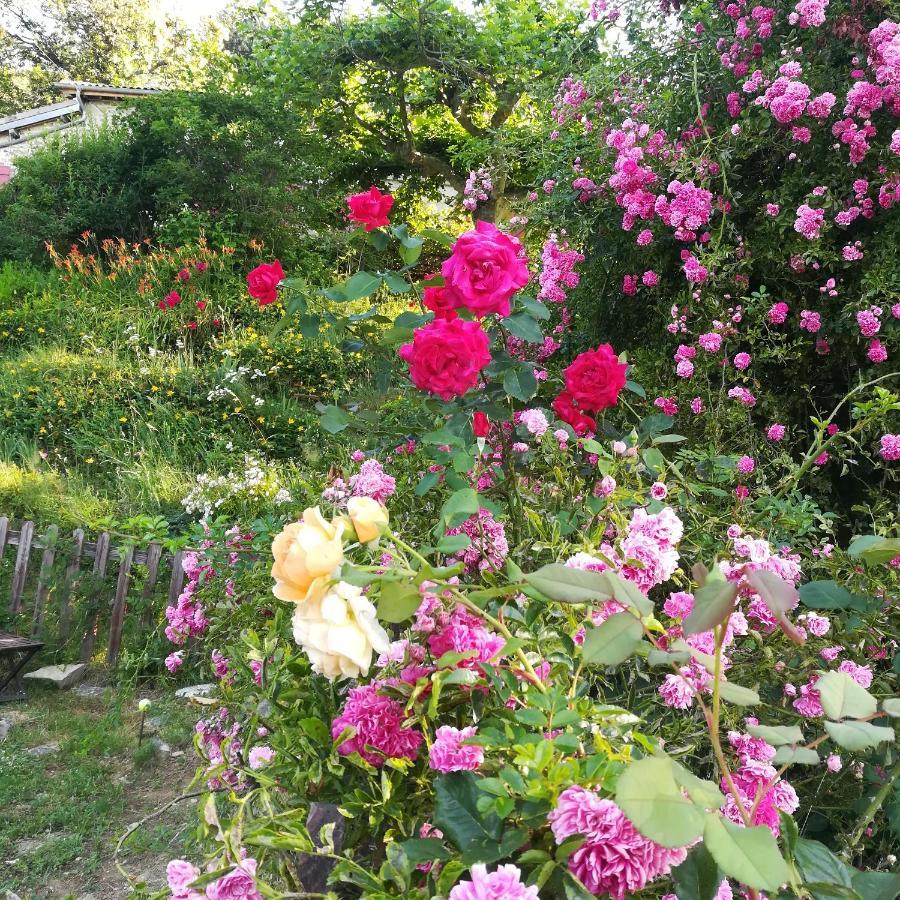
left=346, top=185, right=394, bottom=231
left=441, top=220, right=529, bottom=318
left=399, top=318, right=491, bottom=400
left=246, top=260, right=284, bottom=307
left=423, top=275, right=458, bottom=320
left=166, top=859, right=203, bottom=900
left=205, top=858, right=263, bottom=900
left=563, top=344, right=628, bottom=412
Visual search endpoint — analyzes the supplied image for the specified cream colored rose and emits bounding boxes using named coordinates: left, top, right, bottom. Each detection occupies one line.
left=271, top=507, right=344, bottom=603
left=291, top=580, right=390, bottom=679
left=346, top=496, right=389, bottom=544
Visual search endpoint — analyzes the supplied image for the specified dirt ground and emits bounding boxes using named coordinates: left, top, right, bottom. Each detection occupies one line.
left=0, top=683, right=200, bottom=900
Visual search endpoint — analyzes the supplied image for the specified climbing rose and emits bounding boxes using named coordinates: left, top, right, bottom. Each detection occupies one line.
left=167, top=860, right=203, bottom=900
left=881, top=434, right=900, bottom=460
left=448, top=864, right=539, bottom=900
left=399, top=318, right=491, bottom=401
left=346, top=185, right=394, bottom=231
left=429, top=725, right=485, bottom=772
left=247, top=260, right=285, bottom=307
left=271, top=507, right=344, bottom=604
left=549, top=786, right=688, bottom=900
left=563, top=344, right=628, bottom=412
left=441, top=220, right=529, bottom=318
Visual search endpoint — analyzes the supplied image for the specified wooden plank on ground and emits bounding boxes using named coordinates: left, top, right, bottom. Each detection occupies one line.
left=58, top=528, right=85, bottom=642
left=9, top=520, right=34, bottom=615
left=106, top=544, right=134, bottom=666
left=31, top=524, right=59, bottom=636
left=79, top=531, right=111, bottom=663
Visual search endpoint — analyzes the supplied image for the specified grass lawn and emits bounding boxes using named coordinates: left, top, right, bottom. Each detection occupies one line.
left=0, top=683, right=200, bottom=898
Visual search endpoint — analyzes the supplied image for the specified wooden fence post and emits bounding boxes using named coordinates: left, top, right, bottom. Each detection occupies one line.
left=106, top=544, right=134, bottom=666
left=9, top=520, right=34, bottom=615
left=31, top=525, right=59, bottom=636
left=79, top=532, right=111, bottom=663
left=0, top=516, right=8, bottom=562
left=58, top=528, right=85, bottom=643
left=167, top=549, right=186, bottom=608
left=141, top=542, right=163, bottom=626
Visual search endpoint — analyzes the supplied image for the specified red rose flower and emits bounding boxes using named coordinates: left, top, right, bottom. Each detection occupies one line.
left=176, top=268, right=190, bottom=282
left=399, top=318, right=491, bottom=401
left=247, top=260, right=285, bottom=307
left=423, top=276, right=458, bottom=320
left=472, top=411, right=490, bottom=438
left=164, top=290, right=181, bottom=308
left=552, top=391, right=596, bottom=436
left=563, top=344, right=627, bottom=412
left=347, top=186, right=394, bottom=231
left=441, top=220, right=529, bottom=318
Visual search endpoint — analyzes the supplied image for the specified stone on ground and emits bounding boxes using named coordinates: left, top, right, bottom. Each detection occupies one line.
left=23, top=663, right=87, bottom=689
left=174, top=683, right=215, bottom=699
left=27, top=741, right=60, bottom=757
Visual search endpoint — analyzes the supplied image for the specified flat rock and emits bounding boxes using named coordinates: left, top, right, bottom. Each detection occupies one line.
left=27, top=741, right=59, bottom=757
left=24, top=663, right=87, bottom=689
left=175, top=683, right=215, bottom=699
left=0, top=719, right=10, bottom=742
left=72, top=683, right=105, bottom=698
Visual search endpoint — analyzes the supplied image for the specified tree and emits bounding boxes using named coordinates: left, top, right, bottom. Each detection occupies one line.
left=0, top=0, right=208, bottom=115
left=236, top=0, right=596, bottom=220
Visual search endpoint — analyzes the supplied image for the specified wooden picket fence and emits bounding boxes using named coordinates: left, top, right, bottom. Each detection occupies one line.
left=0, top=516, right=188, bottom=666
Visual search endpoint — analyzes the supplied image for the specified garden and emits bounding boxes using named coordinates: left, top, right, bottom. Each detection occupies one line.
left=0, top=0, right=899, bottom=897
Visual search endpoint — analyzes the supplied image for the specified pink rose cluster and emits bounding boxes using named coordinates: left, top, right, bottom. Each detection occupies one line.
left=537, top=238, right=585, bottom=303
left=446, top=507, right=510, bottom=574
left=448, top=864, right=538, bottom=900
left=349, top=458, right=396, bottom=504
left=428, top=725, right=485, bottom=773
left=549, top=786, right=688, bottom=899
left=167, top=857, right=262, bottom=900
left=722, top=722, right=799, bottom=835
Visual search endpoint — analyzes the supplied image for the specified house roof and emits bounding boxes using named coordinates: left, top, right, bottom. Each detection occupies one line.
left=0, top=98, right=82, bottom=136
left=53, top=82, right=162, bottom=100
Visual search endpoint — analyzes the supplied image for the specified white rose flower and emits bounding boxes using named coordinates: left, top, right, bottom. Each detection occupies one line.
left=291, top=580, right=390, bottom=680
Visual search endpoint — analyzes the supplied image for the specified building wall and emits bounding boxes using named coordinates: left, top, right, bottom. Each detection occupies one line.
left=0, top=100, right=130, bottom=171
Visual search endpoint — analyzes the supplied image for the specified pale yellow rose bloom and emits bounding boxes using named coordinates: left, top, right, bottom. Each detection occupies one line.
left=345, top=496, right=389, bottom=544
left=271, top=507, right=344, bottom=603
left=291, top=580, right=390, bottom=679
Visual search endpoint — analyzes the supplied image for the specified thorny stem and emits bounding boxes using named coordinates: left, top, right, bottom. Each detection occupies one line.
left=846, top=757, right=900, bottom=852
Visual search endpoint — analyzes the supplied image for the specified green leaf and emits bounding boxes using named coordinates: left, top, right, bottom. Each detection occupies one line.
left=815, top=671, right=877, bottom=720
left=671, top=762, right=725, bottom=810
left=433, top=772, right=502, bottom=850
left=514, top=708, right=547, bottom=727
left=437, top=533, right=471, bottom=553
left=848, top=535, right=900, bottom=566
left=639, top=413, right=673, bottom=438
left=718, top=681, right=761, bottom=706
left=641, top=447, right=666, bottom=477
left=824, top=720, right=895, bottom=751
left=672, top=844, right=723, bottom=900
left=598, top=571, right=654, bottom=616
left=398, top=838, right=451, bottom=864
left=702, top=814, right=790, bottom=892
left=647, top=648, right=691, bottom=667
left=581, top=612, right=644, bottom=667
left=502, top=312, right=544, bottom=344
left=772, top=746, right=820, bottom=765
left=383, top=272, right=412, bottom=293
left=438, top=488, right=480, bottom=529
left=624, top=379, right=646, bottom=399
left=882, top=698, right=900, bottom=718
left=615, top=756, right=705, bottom=848
left=519, top=295, right=551, bottom=320
left=377, top=580, right=423, bottom=624
left=799, top=581, right=858, bottom=610
left=318, top=404, right=352, bottom=434
left=415, top=471, right=441, bottom=496
left=341, top=271, right=382, bottom=301
left=684, top=574, right=738, bottom=635
left=297, top=314, right=321, bottom=338
left=653, top=433, right=688, bottom=445
left=459, top=827, right=530, bottom=866
left=524, top=564, right=615, bottom=605
left=851, top=869, right=900, bottom=900
left=794, top=838, right=854, bottom=889
left=503, top=367, right=538, bottom=402
left=747, top=724, right=805, bottom=746
left=421, top=228, right=453, bottom=247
